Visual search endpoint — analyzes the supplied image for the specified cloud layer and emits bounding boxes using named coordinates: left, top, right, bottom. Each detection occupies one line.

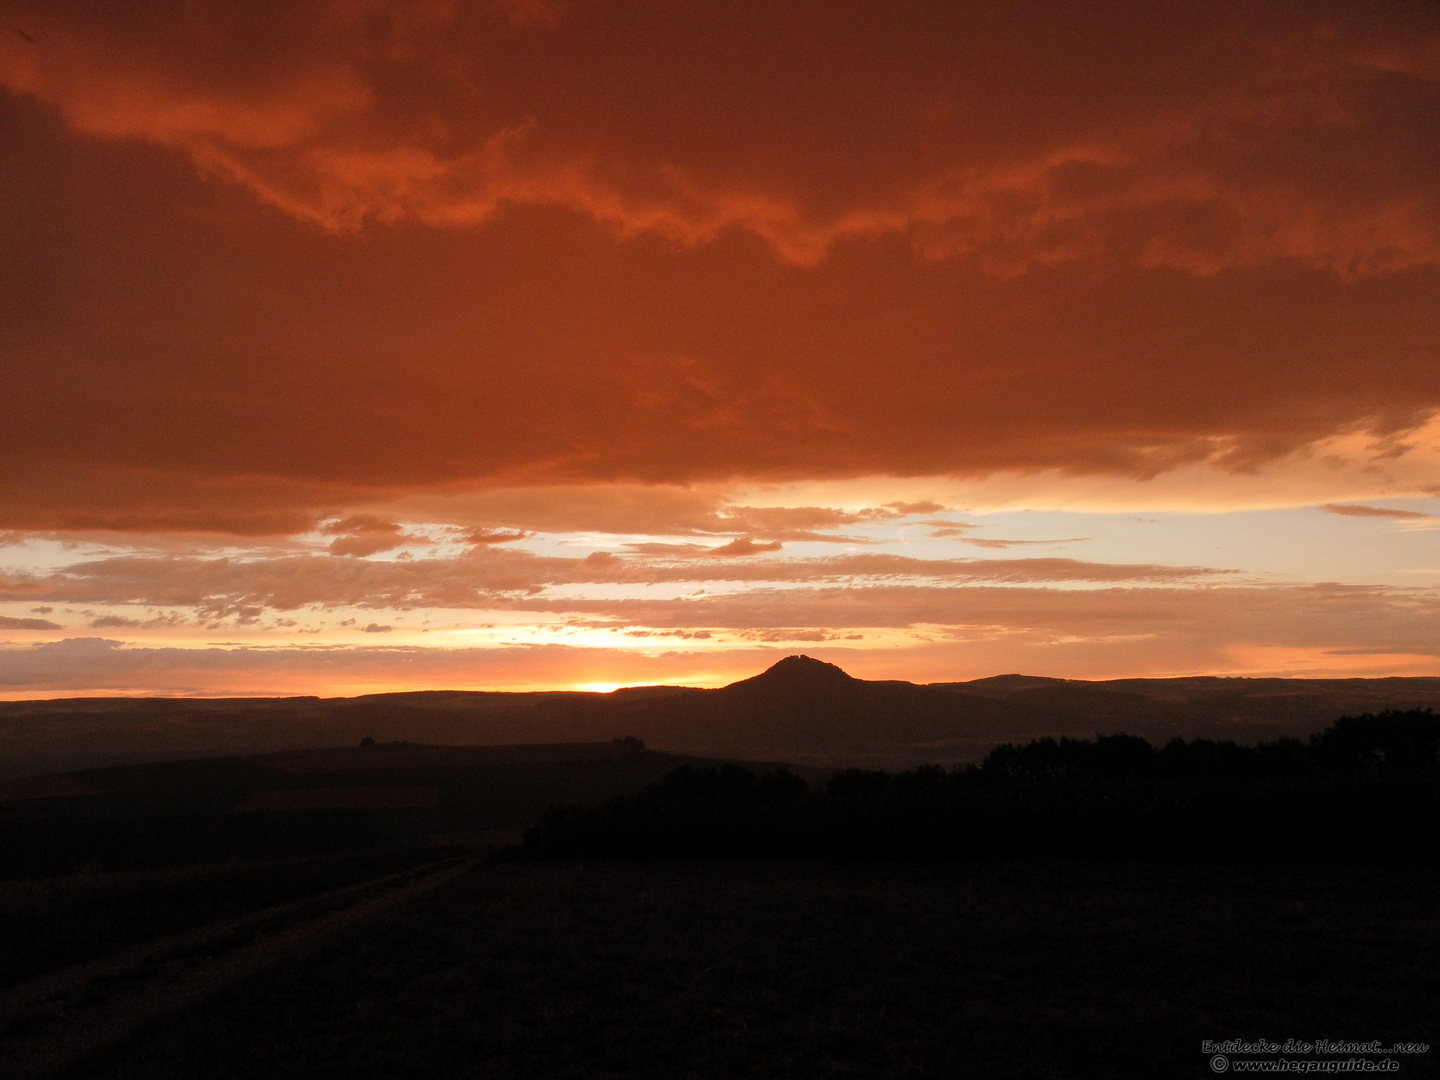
left=6, top=1, right=1439, bottom=270
left=2, top=546, right=1230, bottom=619
left=5, top=571, right=1440, bottom=695
left=1, top=1, right=1438, bottom=532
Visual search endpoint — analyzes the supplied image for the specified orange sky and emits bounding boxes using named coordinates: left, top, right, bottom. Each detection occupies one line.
left=2, top=1, right=1439, bottom=694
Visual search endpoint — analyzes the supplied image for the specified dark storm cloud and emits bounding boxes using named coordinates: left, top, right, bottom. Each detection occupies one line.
left=0, top=1, right=1435, bottom=530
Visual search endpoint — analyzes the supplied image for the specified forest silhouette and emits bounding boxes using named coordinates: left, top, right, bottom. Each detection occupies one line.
left=526, top=710, right=1440, bottom=862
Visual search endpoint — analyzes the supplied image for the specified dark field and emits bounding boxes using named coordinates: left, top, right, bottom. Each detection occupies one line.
left=90, top=860, right=1439, bottom=1079
left=0, top=848, right=448, bottom=990
left=0, top=742, right=753, bottom=881
left=7, top=709, right=1437, bottom=1077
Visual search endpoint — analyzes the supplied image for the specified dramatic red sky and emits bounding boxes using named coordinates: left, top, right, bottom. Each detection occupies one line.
left=3, top=0, right=1439, bottom=695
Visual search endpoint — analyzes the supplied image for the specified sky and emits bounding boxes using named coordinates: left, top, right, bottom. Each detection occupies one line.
left=2, top=0, right=1440, bottom=696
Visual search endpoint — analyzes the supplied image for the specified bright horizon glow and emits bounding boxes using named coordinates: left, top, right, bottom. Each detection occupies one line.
left=5, top=488, right=1440, bottom=696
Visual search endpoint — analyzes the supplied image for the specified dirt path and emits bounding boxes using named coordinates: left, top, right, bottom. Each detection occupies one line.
left=0, top=856, right=476, bottom=1080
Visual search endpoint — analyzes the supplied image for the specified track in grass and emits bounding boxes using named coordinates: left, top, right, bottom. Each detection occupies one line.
left=0, top=856, right=476, bottom=1080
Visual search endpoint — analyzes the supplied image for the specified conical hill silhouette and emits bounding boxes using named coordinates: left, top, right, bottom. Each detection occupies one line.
left=621, top=653, right=1035, bottom=763
left=720, top=655, right=858, bottom=695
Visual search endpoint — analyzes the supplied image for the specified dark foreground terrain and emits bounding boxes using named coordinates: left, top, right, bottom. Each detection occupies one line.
left=0, top=740, right=780, bottom=882
left=72, top=860, right=1440, bottom=1079
left=2, top=704, right=1436, bottom=1077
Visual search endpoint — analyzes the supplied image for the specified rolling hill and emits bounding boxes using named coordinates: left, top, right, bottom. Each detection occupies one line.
left=3, top=655, right=1440, bottom=777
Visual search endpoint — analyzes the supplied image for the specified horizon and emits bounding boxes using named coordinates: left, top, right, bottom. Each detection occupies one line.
left=4, top=653, right=1439, bottom=705
left=5, top=3, right=1440, bottom=696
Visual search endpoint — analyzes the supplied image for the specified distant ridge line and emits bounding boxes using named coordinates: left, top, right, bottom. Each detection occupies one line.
left=1, top=656, right=1439, bottom=776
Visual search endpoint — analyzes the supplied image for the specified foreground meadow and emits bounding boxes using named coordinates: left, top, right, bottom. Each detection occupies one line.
left=94, top=859, right=1438, bottom=1079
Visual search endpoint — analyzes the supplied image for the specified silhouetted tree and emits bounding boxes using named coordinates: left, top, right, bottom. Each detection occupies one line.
left=524, top=711, right=1440, bottom=864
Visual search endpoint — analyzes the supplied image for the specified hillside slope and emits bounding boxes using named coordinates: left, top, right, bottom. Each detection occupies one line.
left=3, top=656, right=1440, bottom=774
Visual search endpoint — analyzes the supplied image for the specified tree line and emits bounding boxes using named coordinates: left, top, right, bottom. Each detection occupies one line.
left=524, top=710, right=1440, bottom=861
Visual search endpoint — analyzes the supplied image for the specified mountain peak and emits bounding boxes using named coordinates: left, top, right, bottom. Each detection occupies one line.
left=738, top=654, right=858, bottom=690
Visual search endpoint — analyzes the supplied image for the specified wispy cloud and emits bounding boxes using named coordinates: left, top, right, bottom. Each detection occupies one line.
left=953, top=537, right=1087, bottom=549
left=0, top=616, right=63, bottom=631
left=1322, top=504, right=1431, bottom=520
left=4, top=548, right=1236, bottom=620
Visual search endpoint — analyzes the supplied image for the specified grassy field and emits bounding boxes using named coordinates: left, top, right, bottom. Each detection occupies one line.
left=0, top=848, right=447, bottom=989
left=0, top=744, right=785, bottom=882
left=92, top=859, right=1439, bottom=1079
